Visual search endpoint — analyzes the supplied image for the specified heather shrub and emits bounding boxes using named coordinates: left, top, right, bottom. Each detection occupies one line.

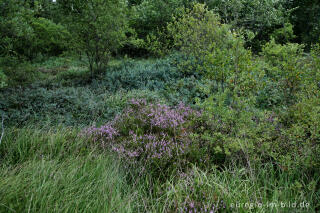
left=82, top=99, right=201, bottom=177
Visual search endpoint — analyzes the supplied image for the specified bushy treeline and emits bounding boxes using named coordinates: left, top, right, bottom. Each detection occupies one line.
left=1, top=0, right=320, bottom=87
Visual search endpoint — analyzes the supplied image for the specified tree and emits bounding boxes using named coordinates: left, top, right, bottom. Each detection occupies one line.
left=289, top=0, right=320, bottom=48
left=201, top=0, right=291, bottom=50
left=65, top=0, right=130, bottom=77
left=0, top=0, right=71, bottom=61
left=168, top=3, right=261, bottom=94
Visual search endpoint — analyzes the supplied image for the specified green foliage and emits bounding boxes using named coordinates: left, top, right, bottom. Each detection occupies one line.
left=271, top=22, right=296, bottom=44
left=308, top=41, right=320, bottom=87
left=0, top=69, right=7, bottom=88
left=256, top=78, right=284, bottom=109
left=0, top=0, right=71, bottom=60
left=1, top=61, right=40, bottom=86
left=163, top=165, right=319, bottom=212
left=167, top=3, right=233, bottom=79
left=0, top=128, right=138, bottom=213
left=130, top=0, right=190, bottom=38
left=30, top=17, right=71, bottom=56
left=261, top=39, right=306, bottom=100
left=289, top=0, right=320, bottom=47
left=0, top=0, right=35, bottom=59
left=144, top=29, right=172, bottom=57
left=204, top=0, right=290, bottom=50
left=66, top=0, right=130, bottom=75
left=168, top=3, right=263, bottom=95
left=278, top=95, right=320, bottom=172
left=168, top=3, right=229, bottom=60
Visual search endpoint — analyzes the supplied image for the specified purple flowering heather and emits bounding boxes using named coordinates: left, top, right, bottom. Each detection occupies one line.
left=81, top=123, right=118, bottom=143
left=81, top=99, right=201, bottom=173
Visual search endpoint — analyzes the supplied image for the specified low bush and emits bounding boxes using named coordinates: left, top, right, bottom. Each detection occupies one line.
left=1, top=61, right=40, bottom=86
left=101, top=58, right=182, bottom=92
left=277, top=95, right=320, bottom=173
left=81, top=99, right=201, bottom=178
left=256, top=78, right=284, bottom=109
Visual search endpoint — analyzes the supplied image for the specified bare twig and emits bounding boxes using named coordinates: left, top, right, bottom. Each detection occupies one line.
left=0, top=113, right=4, bottom=145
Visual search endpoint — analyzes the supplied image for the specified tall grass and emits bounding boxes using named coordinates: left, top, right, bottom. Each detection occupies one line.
left=159, top=165, right=319, bottom=212
left=0, top=127, right=140, bottom=213
left=0, top=157, right=137, bottom=213
left=0, top=125, right=318, bottom=212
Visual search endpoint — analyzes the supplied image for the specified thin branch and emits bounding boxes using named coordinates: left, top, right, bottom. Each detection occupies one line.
left=0, top=113, right=4, bottom=145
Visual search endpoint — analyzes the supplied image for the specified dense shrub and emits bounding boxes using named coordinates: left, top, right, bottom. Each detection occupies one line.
left=256, top=78, right=284, bottom=109
left=81, top=99, right=201, bottom=178
left=0, top=69, right=7, bottom=88
left=261, top=39, right=306, bottom=101
left=1, top=62, right=40, bottom=86
left=0, top=0, right=71, bottom=61
left=204, top=0, right=290, bottom=50
left=0, top=84, right=168, bottom=127
left=277, top=95, right=320, bottom=173
left=130, top=0, right=190, bottom=39
left=167, top=3, right=263, bottom=96
left=308, top=42, right=320, bottom=88
left=101, top=58, right=183, bottom=92
left=30, top=17, right=71, bottom=57
left=289, top=0, right=320, bottom=47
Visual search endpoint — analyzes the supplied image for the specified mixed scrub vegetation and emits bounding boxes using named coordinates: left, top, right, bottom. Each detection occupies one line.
left=0, top=0, right=320, bottom=212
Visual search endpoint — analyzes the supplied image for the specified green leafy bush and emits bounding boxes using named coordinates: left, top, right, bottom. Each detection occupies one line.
left=168, top=3, right=263, bottom=96
left=66, top=0, right=130, bottom=75
left=1, top=62, right=40, bottom=86
left=256, top=78, right=284, bottom=109
left=0, top=69, right=8, bottom=88
left=278, top=95, right=320, bottom=173
left=261, top=39, right=306, bottom=100
left=205, top=0, right=290, bottom=50
left=0, top=1, right=72, bottom=61
left=30, top=17, right=71, bottom=56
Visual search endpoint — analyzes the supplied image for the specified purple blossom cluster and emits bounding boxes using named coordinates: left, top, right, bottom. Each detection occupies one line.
left=125, top=98, right=201, bottom=130
left=81, top=99, right=201, bottom=169
left=112, top=132, right=192, bottom=161
left=80, top=123, right=118, bottom=144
